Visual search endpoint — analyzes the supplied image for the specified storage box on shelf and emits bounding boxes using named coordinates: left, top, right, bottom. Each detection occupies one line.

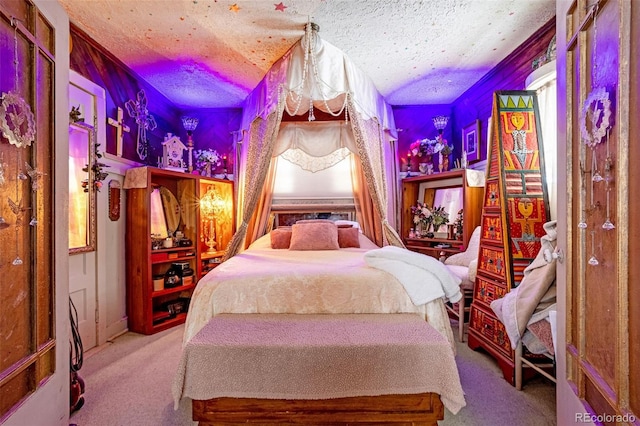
left=125, top=167, right=235, bottom=334
left=401, top=169, right=484, bottom=260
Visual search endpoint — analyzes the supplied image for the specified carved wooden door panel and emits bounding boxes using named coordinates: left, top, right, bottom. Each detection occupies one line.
left=559, top=0, right=639, bottom=423
left=0, top=0, right=56, bottom=420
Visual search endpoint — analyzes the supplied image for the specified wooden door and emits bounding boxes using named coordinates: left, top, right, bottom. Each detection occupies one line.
left=557, top=0, right=639, bottom=423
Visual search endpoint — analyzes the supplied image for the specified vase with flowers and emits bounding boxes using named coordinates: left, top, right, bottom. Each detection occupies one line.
left=453, top=209, right=464, bottom=240
left=410, top=201, right=433, bottom=237
left=410, top=138, right=438, bottom=174
left=430, top=206, right=450, bottom=234
left=434, top=139, right=453, bottom=172
left=193, top=149, right=221, bottom=176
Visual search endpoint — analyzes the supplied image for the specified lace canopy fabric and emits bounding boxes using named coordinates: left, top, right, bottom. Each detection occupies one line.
left=240, top=27, right=396, bottom=136
left=276, top=122, right=355, bottom=172
left=224, top=24, right=402, bottom=260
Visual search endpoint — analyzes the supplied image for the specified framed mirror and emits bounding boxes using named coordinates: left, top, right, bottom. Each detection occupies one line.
left=160, top=186, right=181, bottom=235
left=150, top=186, right=182, bottom=239
left=69, top=121, right=97, bottom=254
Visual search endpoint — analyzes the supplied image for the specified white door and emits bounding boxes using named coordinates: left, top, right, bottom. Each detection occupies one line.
left=69, top=71, right=103, bottom=351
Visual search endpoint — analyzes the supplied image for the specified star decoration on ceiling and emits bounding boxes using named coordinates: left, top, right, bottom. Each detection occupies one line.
left=274, top=2, right=287, bottom=12
left=229, top=3, right=239, bottom=13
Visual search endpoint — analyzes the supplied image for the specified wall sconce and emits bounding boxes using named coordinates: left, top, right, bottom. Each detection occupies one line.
left=181, top=116, right=199, bottom=172
left=199, top=187, right=226, bottom=253
left=432, top=115, right=449, bottom=140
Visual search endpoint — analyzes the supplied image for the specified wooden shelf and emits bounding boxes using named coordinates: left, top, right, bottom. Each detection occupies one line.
left=126, top=167, right=235, bottom=335
left=151, top=254, right=196, bottom=265
left=151, top=312, right=188, bottom=332
left=400, top=169, right=483, bottom=259
left=151, top=283, right=196, bottom=298
left=200, top=250, right=224, bottom=260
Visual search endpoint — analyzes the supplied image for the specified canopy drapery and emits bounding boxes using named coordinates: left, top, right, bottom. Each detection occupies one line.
left=276, top=121, right=355, bottom=172
left=224, top=24, right=402, bottom=260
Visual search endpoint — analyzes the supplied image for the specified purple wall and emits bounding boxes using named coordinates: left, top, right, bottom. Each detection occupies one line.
left=176, top=108, right=242, bottom=174
left=70, top=25, right=241, bottom=169
left=392, top=18, right=555, bottom=172
left=393, top=105, right=452, bottom=173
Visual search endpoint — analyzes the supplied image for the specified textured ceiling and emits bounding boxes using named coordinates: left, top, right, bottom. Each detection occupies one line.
left=59, top=0, right=556, bottom=109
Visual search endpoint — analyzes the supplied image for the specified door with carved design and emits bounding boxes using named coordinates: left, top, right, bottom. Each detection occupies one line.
left=556, top=0, right=639, bottom=423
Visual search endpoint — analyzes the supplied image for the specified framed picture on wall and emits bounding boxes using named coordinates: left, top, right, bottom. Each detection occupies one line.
left=462, top=120, right=480, bottom=163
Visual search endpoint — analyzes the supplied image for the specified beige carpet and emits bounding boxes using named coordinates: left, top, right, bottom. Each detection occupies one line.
left=70, top=321, right=556, bottom=426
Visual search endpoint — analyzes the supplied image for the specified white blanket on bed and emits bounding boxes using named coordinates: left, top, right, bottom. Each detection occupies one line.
left=364, top=246, right=462, bottom=305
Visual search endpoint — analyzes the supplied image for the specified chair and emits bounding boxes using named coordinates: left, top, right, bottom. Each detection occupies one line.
left=443, top=226, right=481, bottom=342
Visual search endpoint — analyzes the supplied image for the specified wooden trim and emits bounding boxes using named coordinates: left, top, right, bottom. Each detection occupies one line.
left=616, top=0, right=631, bottom=410
left=192, top=393, right=444, bottom=425
left=468, top=18, right=556, bottom=95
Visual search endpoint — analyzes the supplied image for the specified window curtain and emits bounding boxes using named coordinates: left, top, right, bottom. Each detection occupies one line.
left=351, top=155, right=383, bottom=246
left=275, top=121, right=356, bottom=172
left=247, top=158, right=279, bottom=246
left=223, top=107, right=284, bottom=260
left=526, top=64, right=557, bottom=220
left=347, top=96, right=404, bottom=248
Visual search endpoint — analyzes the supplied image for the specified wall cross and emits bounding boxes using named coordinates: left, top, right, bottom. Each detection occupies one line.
left=107, top=107, right=130, bottom=157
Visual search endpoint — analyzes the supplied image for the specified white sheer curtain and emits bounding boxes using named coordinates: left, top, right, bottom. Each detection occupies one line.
left=275, top=121, right=356, bottom=172
left=526, top=61, right=557, bottom=220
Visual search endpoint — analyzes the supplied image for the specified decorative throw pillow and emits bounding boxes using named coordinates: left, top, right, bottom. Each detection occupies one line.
left=338, top=227, right=360, bottom=248
left=289, top=222, right=339, bottom=250
left=270, top=228, right=292, bottom=249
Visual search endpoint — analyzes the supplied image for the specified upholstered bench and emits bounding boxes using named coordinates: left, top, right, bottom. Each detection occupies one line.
left=172, top=313, right=466, bottom=425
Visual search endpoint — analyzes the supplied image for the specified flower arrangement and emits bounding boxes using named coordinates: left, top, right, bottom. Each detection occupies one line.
left=193, top=149, right=221, bottom=175
left=411, top=201, right=432, bottom=231
left=409, top=138, right=438, bottom=158
left=430, top=206, right=450, bottom=232
left=434, top=139, right=453, bottom=156
left=453, top=208, right=464, bottom=237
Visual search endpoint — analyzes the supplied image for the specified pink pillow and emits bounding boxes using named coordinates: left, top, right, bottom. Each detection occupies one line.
left=338, top=227, right=360, bottom=248
left=289, top=222, right=339, bottom=250
left=270, top=228, right=292, bottom=249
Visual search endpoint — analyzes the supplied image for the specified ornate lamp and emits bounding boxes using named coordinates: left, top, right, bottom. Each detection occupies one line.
left=181, top=116, right=199, bottom=172
left=199, top=187, right=226, bottom=252
left=432, top=115, right=449, bottom=139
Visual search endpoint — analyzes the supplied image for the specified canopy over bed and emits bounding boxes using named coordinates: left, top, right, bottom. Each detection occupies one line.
left=226, top=23, right=402, bottom=258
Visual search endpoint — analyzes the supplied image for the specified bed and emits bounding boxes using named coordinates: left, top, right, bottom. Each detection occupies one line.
left=174, top=223, right=466, bottom=424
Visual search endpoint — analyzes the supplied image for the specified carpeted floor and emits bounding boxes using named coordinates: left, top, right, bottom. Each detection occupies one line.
left=69, top=320, right=556, bottom=426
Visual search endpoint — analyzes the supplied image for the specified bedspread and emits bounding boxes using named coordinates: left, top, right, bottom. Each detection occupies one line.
left=173, top=313, right=466, bottom=414
left=183, top=236, right=455, bottom=349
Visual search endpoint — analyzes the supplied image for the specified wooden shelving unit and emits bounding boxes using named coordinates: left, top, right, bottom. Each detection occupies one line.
left=400, top=169, right=484, bottom=259
left=125, top=167, right=234, bottom=335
